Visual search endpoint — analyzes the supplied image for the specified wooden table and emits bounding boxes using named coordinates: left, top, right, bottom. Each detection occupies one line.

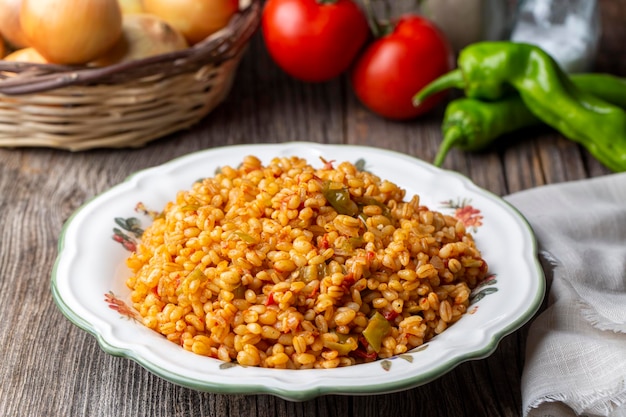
left=1, top=1, right=623, bottom=416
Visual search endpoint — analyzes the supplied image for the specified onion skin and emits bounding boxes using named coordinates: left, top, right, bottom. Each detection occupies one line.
left=142, top=0, right=239, bottom=45
left=91, top=13, right=188, bottom=66
left=20, top=0, right=123, bottom=65
left=117, top=0, right=143, bottom=14
left=0, top=0, right=29, bottom=49
left=3, top=46, right=48, bottom=63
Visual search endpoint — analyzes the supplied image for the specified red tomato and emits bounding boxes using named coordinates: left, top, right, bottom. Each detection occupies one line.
left=351, top=15, right=453, bottom=120
left=261, top=0, right=370, bottom=82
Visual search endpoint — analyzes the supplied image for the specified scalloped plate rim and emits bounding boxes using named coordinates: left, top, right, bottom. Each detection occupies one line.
left=51, top=142, right=545, bottom=401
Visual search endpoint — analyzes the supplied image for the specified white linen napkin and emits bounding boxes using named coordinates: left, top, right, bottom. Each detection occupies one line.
left=504, top=172, right=626, bottom=417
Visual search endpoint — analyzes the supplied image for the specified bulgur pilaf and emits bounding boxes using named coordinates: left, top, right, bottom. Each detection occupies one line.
left=125, top=156, right=488, bottom=369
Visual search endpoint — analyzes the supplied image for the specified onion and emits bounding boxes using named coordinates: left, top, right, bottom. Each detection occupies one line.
left=142, top=0, right=239, bottom=45
left=2, top=47, right=46, bottom=82
left=3, top=46, right=47, bottom=63
left=20, top=0, right=123, bottom=65
left=91, top=14, right=188, bottom=67
left=118, top=0, right=143, bottom=14
left=0, top=0, right=29, bottom=49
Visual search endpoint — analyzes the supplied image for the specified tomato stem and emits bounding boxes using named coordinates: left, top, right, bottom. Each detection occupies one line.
left=362, top=0, right=394, bottom=38
left=361, top=0, right=380, bottom=37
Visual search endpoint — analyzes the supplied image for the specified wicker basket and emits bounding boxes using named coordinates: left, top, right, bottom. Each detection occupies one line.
left=0, top=0, right=261, bottom=151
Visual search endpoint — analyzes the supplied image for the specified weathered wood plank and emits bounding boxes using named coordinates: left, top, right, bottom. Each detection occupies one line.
left=0, top=1, right=623, bottom=416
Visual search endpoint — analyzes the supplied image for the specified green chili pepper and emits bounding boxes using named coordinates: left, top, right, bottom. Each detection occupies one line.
left=235, top=231, right=258, bottom=244
left=434, top=95, right=537, bottom=167
left=414, top=42, right=626, bottom=172
left=324, top=335, right=358, bottom=355
left=322, top=180, right=359, bottom=216
left=362, top=311, right=391, bottom=353
left=432, top=74, right=626, bottom=167
left=567, top=73, right=626, bottom=109
left=353, top=196, right=390, bottom=217
left=233, top=285, right=246, bottom=300
left=176, top=268, right=207, bottom=295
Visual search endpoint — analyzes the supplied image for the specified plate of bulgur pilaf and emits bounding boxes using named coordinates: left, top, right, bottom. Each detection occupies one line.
left=52, top=142, right=545, bottom=401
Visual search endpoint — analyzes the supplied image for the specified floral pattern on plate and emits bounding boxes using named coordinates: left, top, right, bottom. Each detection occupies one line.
left=52, top=142, right=544, bottom=401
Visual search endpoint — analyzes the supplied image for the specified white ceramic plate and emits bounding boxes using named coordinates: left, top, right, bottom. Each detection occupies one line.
left=52, top=142, right=545, bottom=401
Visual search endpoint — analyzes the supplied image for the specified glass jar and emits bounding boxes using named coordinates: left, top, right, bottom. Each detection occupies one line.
left=510, top=0, right=601, bottom=73
left=420, top=0, right=513, bottom=52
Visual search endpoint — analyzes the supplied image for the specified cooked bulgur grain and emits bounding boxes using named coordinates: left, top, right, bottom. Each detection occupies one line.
left=125, top=156, right=488, bottom=368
